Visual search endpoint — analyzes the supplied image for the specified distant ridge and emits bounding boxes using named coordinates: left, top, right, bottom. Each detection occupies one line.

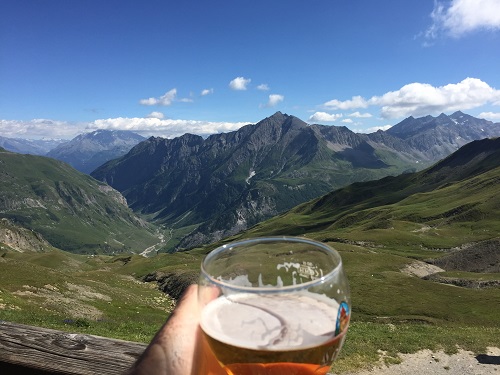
left=366, top=111, right=500, bottom=161
left=0, top=136, right=65, bottom=155
left=47, top=129, right=145, bottom=174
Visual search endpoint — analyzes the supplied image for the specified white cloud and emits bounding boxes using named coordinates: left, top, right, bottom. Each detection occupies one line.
left=349, top=111, right=373, bottom=118
left=201, top=88, right=214, bottom=96
left=146, top=112, right=164, bottom=119
left=139, top=88, right=177, bottom=106
left=0, top=116, right=252, bottom=140
left=341, top=118, right=353, bottom=123
left=308, top=112, right=343, bottom=122
left=229, top=76, right=251, bottom=90
left=321, top=78, right=500, bottom=120
left=0, top=119, right=84, bottom=140
left=323, top=95, right=368, bottom=110
left=479, top=111, right=500, bottom=121
left=257, top=84, right=270, bottom=91
left=369, top=77, right=500, bottom=119
left=88, top=117, right=250, bottom=138
left=426, top=0, right=500, bottom=39
left=265, top=94, right=284, bottom=107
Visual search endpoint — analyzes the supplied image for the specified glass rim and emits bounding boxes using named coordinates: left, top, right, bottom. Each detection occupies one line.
left=200, top=236, right=343, bottom=293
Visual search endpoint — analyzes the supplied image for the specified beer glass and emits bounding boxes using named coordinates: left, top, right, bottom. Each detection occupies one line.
left=197, top=237, right=350, bottom=375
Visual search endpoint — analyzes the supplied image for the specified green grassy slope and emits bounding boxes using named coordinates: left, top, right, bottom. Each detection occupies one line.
left=0, top=249, right=175, bottom=342
left=0, top=150, right=161, bottom=254
left=239, top=138, right=500, bottom=255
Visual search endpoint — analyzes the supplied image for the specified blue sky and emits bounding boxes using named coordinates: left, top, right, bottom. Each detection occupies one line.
left=1, top=0, right=500, bottom=140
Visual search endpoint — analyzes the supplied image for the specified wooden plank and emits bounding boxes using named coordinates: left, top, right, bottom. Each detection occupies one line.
left=0, top=321, right=147, bottom=374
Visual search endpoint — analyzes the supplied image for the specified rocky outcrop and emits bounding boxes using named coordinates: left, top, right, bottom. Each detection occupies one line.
left=427, top=239, right=500, bottom=273
left=142, top=270, right=198, bottom=300
left=0, top=218, right=51, bottom=252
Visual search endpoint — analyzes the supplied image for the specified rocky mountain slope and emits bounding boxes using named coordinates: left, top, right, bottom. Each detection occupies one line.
left=92, top=112, right=500, bottom=251
left=92, top=112, right=408, bottom=250
left=47, top=130, right=145, bottom=174
left=241, top=137, right=500, bottom=275
left=363, top=111, right=500, bottom=162
left=0, top=148, right=159, bottom=254
left=0, top=217, right=52, bottom=252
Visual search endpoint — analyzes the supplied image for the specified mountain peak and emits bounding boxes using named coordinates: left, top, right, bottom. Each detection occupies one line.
left=261, top=111, right=308, bottom=128
left=264, top=111, right=288, bottom=123
left=452, top=110, right=465, bottom=117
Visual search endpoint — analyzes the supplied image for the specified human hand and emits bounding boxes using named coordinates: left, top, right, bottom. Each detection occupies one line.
left=126, top=284, right=224, bottom=375
left=126, top=284, right=200, bottom=374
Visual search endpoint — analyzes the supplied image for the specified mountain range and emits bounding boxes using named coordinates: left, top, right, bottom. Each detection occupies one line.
left=0, top=130, right=145, bottom=174
left=91, top=111, right=500, bottom=251
left=46, top=130, right=145, bottom=173
left=1, top=111, right=499, bottom=254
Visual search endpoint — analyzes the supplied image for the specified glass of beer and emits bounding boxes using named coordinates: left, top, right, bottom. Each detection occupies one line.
left=197, top=236, right=350, bottom=375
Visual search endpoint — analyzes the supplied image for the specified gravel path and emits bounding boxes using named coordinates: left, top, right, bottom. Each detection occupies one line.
left=339, top=347, right=500, bottom=375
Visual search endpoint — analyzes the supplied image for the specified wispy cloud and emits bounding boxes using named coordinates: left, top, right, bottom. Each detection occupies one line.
left=139, top=88, right=193, bottom=106
left=479, top=112, right=500, bottom=121
left=257, top=84, right=270, bottom=91
left=89, top=117, right=250, bottom=138
left=201, top=88, right=214, bottom=96
left=139, top=88, right=177, bottom=106
left=308, top=112, right=343, bottom=122
left=146, top=111, right=164, bottom=119
left=0, top=119, right=84, bottom=140
left=322, top=78, right=500, bottom=119
left=0, top=116, right=252, bottom=140
left=349, top=111, right=373, bottom=118
left=424, top=0, right=500, bottom=41
left=263, top=94, right=284, bottom=108
left=323, top=96, right=368, bottom=110
left=229, top=76, right=251, bottom=90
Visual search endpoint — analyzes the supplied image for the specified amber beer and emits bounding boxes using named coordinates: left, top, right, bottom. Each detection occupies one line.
left=199, top=292, right=349, bottom=375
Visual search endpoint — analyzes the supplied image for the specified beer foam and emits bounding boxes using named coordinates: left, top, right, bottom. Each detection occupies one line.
left=201, top=292, right=340, bottom=351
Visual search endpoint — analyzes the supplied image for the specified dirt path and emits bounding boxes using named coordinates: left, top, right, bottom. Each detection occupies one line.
left=339, top=347, right=500, bottom=375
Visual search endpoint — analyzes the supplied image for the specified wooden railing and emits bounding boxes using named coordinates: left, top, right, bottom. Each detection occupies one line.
left=0, top=321, right=146, bottom=374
